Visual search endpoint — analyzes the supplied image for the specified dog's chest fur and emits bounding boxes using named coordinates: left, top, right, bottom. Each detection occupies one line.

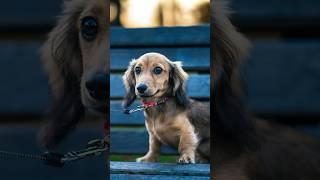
left=144, top=109, right=197, bottom=148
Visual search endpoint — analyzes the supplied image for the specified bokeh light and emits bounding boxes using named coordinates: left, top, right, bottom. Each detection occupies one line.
left=111, top=0, right=210, bottom=27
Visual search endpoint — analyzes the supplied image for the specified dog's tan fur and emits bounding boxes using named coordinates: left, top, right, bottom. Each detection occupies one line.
left=39, top=0, right=109, bottom=149
left=123, top=53, right=210, bottom=163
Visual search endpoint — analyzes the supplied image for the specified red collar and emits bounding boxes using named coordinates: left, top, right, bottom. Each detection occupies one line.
left=142, top=97, right=169, bottom=108
left=124, top=97, right=169, bottom=114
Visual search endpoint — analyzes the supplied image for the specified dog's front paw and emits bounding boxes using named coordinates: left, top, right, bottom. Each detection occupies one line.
left=177, top=153, right=195, bottom=164
left=136, top=155, right=158, bottom=163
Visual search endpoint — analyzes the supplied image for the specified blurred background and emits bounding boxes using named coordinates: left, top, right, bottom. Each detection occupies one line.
left=227, top=0, right=320, bottom=136
left=110, top=0, right=210, bottom=27
left=0, top=1, right=105, bottom=179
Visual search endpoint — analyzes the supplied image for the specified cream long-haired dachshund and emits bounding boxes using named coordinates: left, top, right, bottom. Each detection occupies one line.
left=122, top=53, right=210, bottom=163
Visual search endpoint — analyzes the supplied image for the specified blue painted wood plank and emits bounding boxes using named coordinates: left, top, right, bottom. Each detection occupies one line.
left=111, top=47, right=209, bottom=71
left=111, top=174, right=210, bottom=180
left=230, top=0, right=320, bottom=29
left=110, top=26, right=210, bottom=47
left=0, top=0, right=62, bottom=28
left=110, top=74, right=210, bottom=99
left=244, top=41, right=320, bottom=115
left=0, top=41, right=49, bottom=114
left=110, top=128, right=177, bottom=154
left=0, top=40, right=320, bottom=116
left=111, top=126, right=320, bottom=154
left=110, top=101, right=209, bottom=125
left=110, top=161, right=210, bottom=176
left=110, top=101, right=144, bottom=125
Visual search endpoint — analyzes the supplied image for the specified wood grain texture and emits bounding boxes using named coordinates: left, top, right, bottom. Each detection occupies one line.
left=110, top=174, right=210, bottom=180
left=0, top=40, right=319, bottom=115
left=110, top=161, right=210, bottom=176
left=110, top=26, right=210, bottom=47
left=110, top=128, right=177, bottom=154
left=110, top=101, right=209, bottom=125
left=110, top=74, right=210, bottom=99
left=110, top=47, right=209, bottom=71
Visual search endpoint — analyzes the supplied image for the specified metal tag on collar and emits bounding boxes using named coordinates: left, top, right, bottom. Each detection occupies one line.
left=123, top=105, right=145, bottom=114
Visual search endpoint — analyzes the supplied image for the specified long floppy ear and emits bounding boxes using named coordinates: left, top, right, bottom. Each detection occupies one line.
left=212, top=1, right=258, bottom=150
left=122, top=59, right=137, bottom=108
left=169, top=61, right=189, bottom=107
left=212, top=0, right=250, bottom=82
left=38, top=1, right=85, bottom=150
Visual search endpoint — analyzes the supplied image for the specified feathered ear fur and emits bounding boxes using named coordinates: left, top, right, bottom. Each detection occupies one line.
left=212, top=0, right=250, bottom=81
left=122, top=59, right=137, bottom=108
left=169, top=61, right=189, bottom=108
left=212, top=0, right=257, bottom=149
left=38, top=1, right=86, bottom=150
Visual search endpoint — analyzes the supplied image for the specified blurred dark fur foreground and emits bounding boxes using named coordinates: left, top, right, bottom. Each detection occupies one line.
left=213, top=1, right=320, bottom=179
left=38, top=0, right=109, bottom=150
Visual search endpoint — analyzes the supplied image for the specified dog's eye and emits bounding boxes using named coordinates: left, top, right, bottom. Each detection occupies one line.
left=154, top=67, right=163, bottom=75
left=81, top=17, right=98, bottom=41
left=135, top=67, right=141, bottom=75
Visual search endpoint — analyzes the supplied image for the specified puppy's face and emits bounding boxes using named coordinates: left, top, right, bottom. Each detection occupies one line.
left=78, top=0, right=109, bottom=112
left=123, top=53, right=189, bottom=108
left=133, top=54, right=171, bottom=99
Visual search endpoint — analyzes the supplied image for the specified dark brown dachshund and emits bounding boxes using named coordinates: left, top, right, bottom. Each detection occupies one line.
left=39, top=0, right=109, bottom=149
left=213, top=1, right=320, bottom=179
left=123, top=53, right=210, bottom=163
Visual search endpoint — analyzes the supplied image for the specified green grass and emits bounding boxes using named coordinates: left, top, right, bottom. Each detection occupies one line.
left=110, top=154, right=179, bottom=163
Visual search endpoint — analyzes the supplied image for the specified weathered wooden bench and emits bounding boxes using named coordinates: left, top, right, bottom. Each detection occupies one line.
left=109, top=26, right=211, bottom=179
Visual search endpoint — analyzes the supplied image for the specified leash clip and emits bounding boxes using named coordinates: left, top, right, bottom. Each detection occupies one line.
left=44, top=138, right=108, bottom=167
left=123, top=105, right=145, bottom=114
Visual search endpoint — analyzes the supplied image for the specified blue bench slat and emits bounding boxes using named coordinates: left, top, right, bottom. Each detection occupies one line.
left=110, top=174, right=210, bottom=180
left=111, top=128, right=177, bottom=154
left=110, top=74, right=210, bottom=99
left=0, top=40, right=320, bottom=116
left=110, top=101, right=209, bottom=125
left=111, top=101, right=144, bottom=125
left=110, top=26, right=209, bottom=47
left=230, top=0, right=320, bottom=29
left=110, top=161, right=210, bottom=177
left=0, top=126, right=106, bottom=180
left=111, top=47, right=209, bottom=71
left=0, top=41, right=49, bottom=114
left=244, top=41, right=320, bottom=115
left=0, top=1, right=62, bottom=28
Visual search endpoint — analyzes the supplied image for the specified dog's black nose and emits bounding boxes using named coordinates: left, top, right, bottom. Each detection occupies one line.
left=85, top=71, right=108, bottom=101
left=137, top=84, right=148, bottom=93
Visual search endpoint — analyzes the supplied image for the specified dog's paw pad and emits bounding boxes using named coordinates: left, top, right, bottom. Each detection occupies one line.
left=177, top=154, right=195, bottom=164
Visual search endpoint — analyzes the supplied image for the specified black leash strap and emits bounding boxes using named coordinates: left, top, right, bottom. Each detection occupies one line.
left=0, top=138, right=108, bottom=167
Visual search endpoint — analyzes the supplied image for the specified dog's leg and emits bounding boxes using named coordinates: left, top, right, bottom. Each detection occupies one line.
left=178, top=130, right=198, bottom=164
left=195, top=139, right=210, bottom=163
left=136, top=133, right=161, bottom=162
